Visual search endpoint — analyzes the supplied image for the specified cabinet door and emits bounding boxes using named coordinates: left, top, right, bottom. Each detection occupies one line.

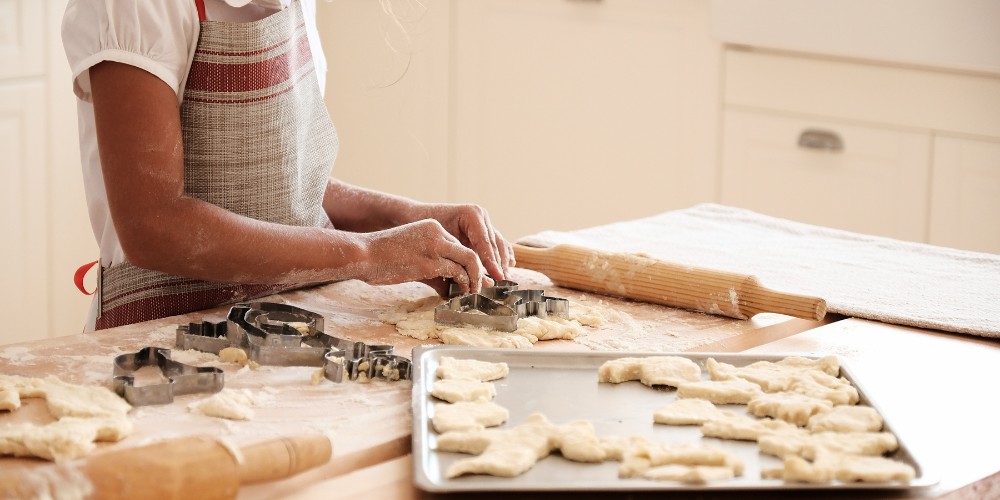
left=929, top=136, right=1000, bottom=255
left=0, top=0, right=45, bottom=79
left=0, top=82, right=49, bottom=345
left=721, top=109, right=931, bottom=242
left=454, top=0, right=720, bottom=239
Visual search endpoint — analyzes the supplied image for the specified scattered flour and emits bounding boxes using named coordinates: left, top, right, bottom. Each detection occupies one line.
left=0, top=346, right=36, bottom=364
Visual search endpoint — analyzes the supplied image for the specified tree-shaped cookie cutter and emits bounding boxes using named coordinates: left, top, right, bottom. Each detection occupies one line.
left=175, top=302, right=412, bottom=383
left=112, top=347, right=224, bottom=406
left=435, top=280, right=570, bottom=332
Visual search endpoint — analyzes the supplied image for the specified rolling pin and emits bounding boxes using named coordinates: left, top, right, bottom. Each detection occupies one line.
left=0, top=434, right=331, bottom=500
left=513, top=243, right=826, bottom=321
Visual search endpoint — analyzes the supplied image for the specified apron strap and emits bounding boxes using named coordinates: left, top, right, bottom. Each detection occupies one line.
left=194, top=0, right=207, bottom=21
left=74, top=260, right=99, bottom=295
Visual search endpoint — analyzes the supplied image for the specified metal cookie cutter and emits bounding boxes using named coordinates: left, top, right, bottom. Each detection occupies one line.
left=177, top=302, right=413, bottom=384
left=112, top=347, right=224, bottom=406
left=435, top=280, right=570, bottom=332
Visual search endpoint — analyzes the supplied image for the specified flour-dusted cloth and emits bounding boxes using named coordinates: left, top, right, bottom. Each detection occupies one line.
left=518, top=204, right=1000, bottom=338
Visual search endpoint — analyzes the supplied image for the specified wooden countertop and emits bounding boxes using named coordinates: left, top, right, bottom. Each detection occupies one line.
left=0, top=268, right=830, bottom=498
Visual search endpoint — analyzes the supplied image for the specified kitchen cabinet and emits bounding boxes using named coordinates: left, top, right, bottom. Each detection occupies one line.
left=929, top=136, right=1000, bottom=254
left=720, top=109, right=931, bottom=242
left=0, top=0, right=45, bottom=79
left=452, top=0, right=720, bottom=239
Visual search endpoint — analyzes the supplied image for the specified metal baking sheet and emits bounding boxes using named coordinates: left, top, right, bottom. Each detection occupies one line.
left=411, top=346, right=938, bottom=492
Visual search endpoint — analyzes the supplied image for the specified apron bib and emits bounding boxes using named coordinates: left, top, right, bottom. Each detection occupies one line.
left=95, top=0, right=337, bottom=330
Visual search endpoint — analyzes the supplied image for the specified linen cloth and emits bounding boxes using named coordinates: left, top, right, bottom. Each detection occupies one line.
left=518, top=204, right=1000, bottom=338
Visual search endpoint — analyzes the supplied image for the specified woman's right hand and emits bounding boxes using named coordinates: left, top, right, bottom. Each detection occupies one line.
left=360, top=219, right=491, bottom=295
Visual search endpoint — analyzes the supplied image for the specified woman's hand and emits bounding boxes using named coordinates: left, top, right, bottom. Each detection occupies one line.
left=360, top=219, right=492, bottom=295
left=412, top=203, right=515, bottom=281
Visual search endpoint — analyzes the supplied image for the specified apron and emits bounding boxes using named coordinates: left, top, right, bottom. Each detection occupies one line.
left=93, top=0, right=338, bottom=330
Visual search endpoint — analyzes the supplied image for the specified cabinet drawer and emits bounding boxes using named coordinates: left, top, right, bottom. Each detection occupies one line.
left=721, top=109, right=931, bottom=242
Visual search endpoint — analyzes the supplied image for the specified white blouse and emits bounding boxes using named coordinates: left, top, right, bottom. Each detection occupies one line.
left=62, top=0, right=329, bottom=330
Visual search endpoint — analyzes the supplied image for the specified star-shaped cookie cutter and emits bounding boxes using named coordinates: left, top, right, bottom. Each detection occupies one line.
left=434, top=280, right=570, bottom=332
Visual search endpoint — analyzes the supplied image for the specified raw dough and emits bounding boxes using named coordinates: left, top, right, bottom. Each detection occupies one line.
left=189, top=389, right=267, bottom=421
left=758, top=431, right=899, bottom=460
left=808, top=406, right=883, bottom=433
left=437, top=414, right=610, bottom=478
left=432, top=399, right=509, bottom=433
left=0, top=386, right=19, bottom=411
left=0, top=416, right=132, bottom=462
left=707, top=356, right=840, bottom=392
left=37, top=376, right=132, bottom=419
left=431, top=380, right=497, bottom=403
left=653, top=399, right=735, bottom=426
left=0, top=374, right=46, bottom=397
left=219, top=347, right=249, bottom=366
left=380, top=295, right=596, bottom=348
left=644, top=464, right=735, bottom=483
left=436, top=357, right=509, bottom=382
left=598, top=356, right=701, bottom=387
left=621, top=442, right=744, bottom=479
left=747, top=393, right=834, bottom=426
left=599, top=435, right=649, bottom=461
left=771, top=449, right=915, bottom=483
left=700, top=415, right=802, bottom=441
left=285, top=322, right=312, bottom=335
left=787, top=373, right=860, bottom=406
left=677, top=379, right=763, bottom=404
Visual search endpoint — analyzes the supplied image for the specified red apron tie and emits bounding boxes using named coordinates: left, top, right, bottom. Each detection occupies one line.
left=74, top=260, right=99, bottom=295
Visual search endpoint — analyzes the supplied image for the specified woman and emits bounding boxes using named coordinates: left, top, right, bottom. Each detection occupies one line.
left=63, top=0, right=513, bottom=331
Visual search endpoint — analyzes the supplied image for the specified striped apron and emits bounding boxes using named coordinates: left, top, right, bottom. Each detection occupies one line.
left=94, top=0, right=338, bottom=330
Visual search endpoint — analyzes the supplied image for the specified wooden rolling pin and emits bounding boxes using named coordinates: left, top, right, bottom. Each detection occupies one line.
left=513, top=243, right=826, bottom=321
left=0, top=434, right=331, bottom=500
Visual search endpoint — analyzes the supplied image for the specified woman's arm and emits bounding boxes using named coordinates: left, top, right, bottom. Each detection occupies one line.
left=90, top=61, right=487, bottom=292
left=323, top=181, right=515, bottom=280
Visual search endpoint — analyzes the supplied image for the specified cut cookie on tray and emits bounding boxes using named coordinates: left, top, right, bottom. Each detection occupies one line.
left=436, top=357, right=509, bottom=382
left=677, top=379, right=764, bottom=404
left=807, top=406, right=884, bottom=433
left=747, top=392, right=834, bottom=426
left=432, top=398, right=509, bottom=433
left=654, top=398, right=736, bottom=426
left=598, top=356, right=701, bottom=387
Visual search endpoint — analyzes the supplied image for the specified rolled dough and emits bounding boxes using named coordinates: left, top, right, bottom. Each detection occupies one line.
left=435, top=357, right=509, bottom=382
left=598, top=356, right=701, bottom=387
left=700, top=415, right=802, bottom=442
left=807, top=406, right=884, bottom=433
left=758, top=431, right=899, bottom=460
left=189, top=388, right=268, bottom=421
left=677, top=379, right=763, bottom=404
left=707, top=356, right=840, bottom=392
left=653, top=398, right=735, bottom=426
left=771, top=448, right=915, bottom=483
left=432, top=399, right=509, bottom=433
left=432, top=379, right=497, bottom=403
left=644, top=464, right=736, bottom=483
left=747, top=392, right=834, bottom=426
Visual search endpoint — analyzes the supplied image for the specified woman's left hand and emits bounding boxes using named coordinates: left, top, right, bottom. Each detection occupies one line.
left=415, top=203, right=515, bottom=281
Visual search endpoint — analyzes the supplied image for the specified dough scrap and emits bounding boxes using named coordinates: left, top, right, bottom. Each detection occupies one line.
left=436, top=357, right=509, bottom=382
left=707, top=356, right=840, bottom=392
left=644, top=464, right=736, bottom=483
left=808, top=406, right=883, bottom=433
left=219, top=347, right=249, bottom=366
left=677, top=379, right=763, bottom=404
left=0, top=386, right=20, bottom=411
left=38, top=377, right=132, bottom=419
left=598, top=356, right=701, bottom=387
left=432, top=399, right=509, bottom=433
left=0, top=416, right=131, bottom=462
left=700, top=415, right=802, bottom=442
left=0, top=374, right=46, bottom=398
left=189, top=388, right=268, bottom=421
left=747, top=392, right=833, bottom=426
left=654, top=398, right=735, bottom=426
left=787, top=373, right=859, bottom=406
left=758, top=431, right=899, bottom=460
left=380, top=295, right=593, bottom=348
left=432, top=379, right=497, bottom=403
left=770, top=449, right=915, bottom=483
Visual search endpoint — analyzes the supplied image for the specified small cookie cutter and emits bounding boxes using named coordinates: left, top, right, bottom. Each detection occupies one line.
left=435, top=280, right=570, bottom=332
left=176, top=302, right=412, bottom=383
left=112, top=347, right=224, bottom=406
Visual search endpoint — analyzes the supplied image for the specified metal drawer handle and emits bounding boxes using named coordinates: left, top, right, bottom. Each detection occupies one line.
left=798, top=129, right=843, bottom=152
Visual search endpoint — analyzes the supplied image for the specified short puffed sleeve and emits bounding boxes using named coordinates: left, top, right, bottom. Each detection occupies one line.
left=62, top=0, right=201, bottom=102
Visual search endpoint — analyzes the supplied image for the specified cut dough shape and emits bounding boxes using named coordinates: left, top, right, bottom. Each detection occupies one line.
left=808, top=406, right=883, bottom=433
left=748, top=393, right=833, bottom=426
left=700, top=415, right=802, bottom=442
left=0, top=416, right=132, bottom=462
left=0, top=386, right=20, bottom=411
left=644, top=464, right=736, bottom=483
left=598, top=356, right=701, bottom=387
left=432, top=399, right=509, bottom=433
left=771, top=449, right=915, bottom=483
left=38, top=376, right=133, bottom=419
left=599, top=435, right=649, bottom=461
left=654, top=399, right=735, bottom=426
left=787, top=373, right=859, bottom=406
left=219, top=347, right=249, bottom=366
left=677, top=379, right=763, bottom=404
left=758, top=431, right=899, bottom=460
left=0, top=374, right=46, bottom=398
left=641, top=442, right=745, bottom=476
left=553, top=420, right=606, bottom=463
left=436, top=357, right=509, bottom=382
left=707, top=356, right=840, bottom=392
left=431, top=380, right=497, bottom=403
left=189, top=388, right=266, bottom=421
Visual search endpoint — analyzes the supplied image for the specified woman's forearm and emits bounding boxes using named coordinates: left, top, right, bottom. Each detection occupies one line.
left=322, top=178, right=430, bottom=232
